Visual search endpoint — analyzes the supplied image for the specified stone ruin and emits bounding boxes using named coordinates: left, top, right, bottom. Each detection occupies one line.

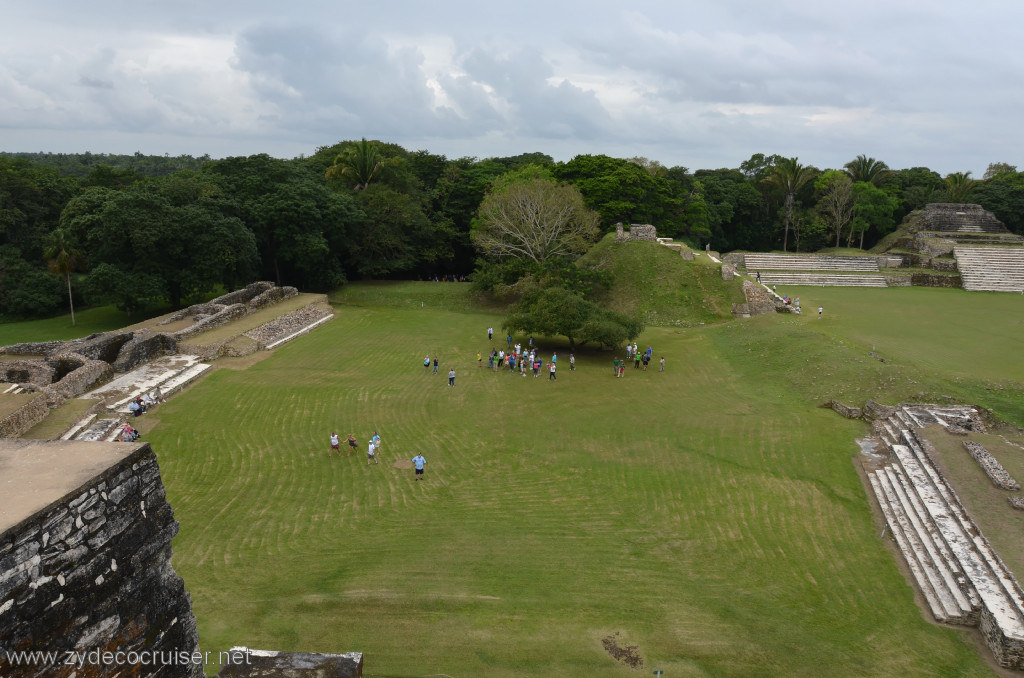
left=614, top=223, right=658, bottom=242
left=0, top=282, right=301, bottom=436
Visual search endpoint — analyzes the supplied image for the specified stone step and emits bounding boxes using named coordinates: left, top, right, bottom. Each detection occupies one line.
left=757, top=273, right=887, bottom=287
left=868, top=470, right=951, bottom=622
left=890, top=443, right=1024, bottom=638
left=75, top=418, right=122, bottom=442
left=61, top=413, right=97, bottom=441
left=883, top=463, right=976, bottom=616
left=160, top=362, right=212, bottom=395
left=264, top=314, right=333, bottom=350
left=873, top=465, right=974, bottom=621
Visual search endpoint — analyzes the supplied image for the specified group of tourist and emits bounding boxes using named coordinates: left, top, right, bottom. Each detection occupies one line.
left=328, top=430, right=428, bottom=480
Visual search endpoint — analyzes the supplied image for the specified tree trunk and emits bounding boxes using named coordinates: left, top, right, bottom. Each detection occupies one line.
left=65, top=273, right=76, bottom=326
left=859, top=228, right=866, bottom=250
left=782, top=194, right=793, bottom=252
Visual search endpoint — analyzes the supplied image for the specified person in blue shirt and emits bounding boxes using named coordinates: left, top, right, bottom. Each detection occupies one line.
left=412, top=454, right=426, bottom=480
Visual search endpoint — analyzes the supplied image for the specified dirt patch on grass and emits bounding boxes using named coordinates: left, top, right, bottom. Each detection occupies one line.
left=214, top=351, right=276, bottom=370
left=602, top=632, right=643, bottom=669
left=393, top=459, right=413, bottom=469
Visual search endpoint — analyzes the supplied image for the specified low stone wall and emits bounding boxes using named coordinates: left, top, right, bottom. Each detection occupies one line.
left=244, top=302, right=333, bottom=350
left=112, top=332, right=178, bottom=373
left=963, top=441, right=1020, bottom=490
left=721, top=264, right=736, bottom=281
left=910, top=272, right=962, bottom=288
left=722, top=252, right=745, bottom=267
left=209, top=281, right=275, bottom=307
left=171, top=304, right=248, bottom=342
left=931, top=258, right=959, bottom=272
left=41, top=357, right=112, bottom=409
left=680, top=249, right=694, bottom=261
left=884, top=276, right=913, bottom=287
left=0, top=394, right=48, bottom=438
left=614, top=223, right=658, bottom=242
left=247, top=286, right=298, bottom=312
left=830, top=401, right=863, bottom=419
left=0, top=340, right=65, bottom=357
left=863, top=400, right=896, bottom=422
left=0, top=443, right=202, bottom=678
left=216, top=649, right=363, bottom=677
left=1, top=360, right=55, bottom=388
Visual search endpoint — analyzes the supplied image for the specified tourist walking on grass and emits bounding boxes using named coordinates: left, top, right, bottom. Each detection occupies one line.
left=548, top=362, right=557, bottom=381
left=659, top=356, right=665, bottom=372
left=625, top=343, right=632, bottom=361
left=367, top=439, right=378, bottom=465
left=347, top=434, right=358, bottom=455
left=330, top=432, right=340, bottom=457
left=372, top=431, right=381, bottom=452
left=569, top=354, right=575, bottom=371
left=413, top=453, right=426, bottom=480
left=818, top=306, right=823, bottom=319
left=424, top=355, right=430, bottom=372
left=488, top=326, right=493, bottom=341
left=477, top=351, right=482, bottom=367
left=448, top=368, right=456, bottom=387
left=613, top=357, right=620, bottom=376
left=433, top=356, right=439, bottom=374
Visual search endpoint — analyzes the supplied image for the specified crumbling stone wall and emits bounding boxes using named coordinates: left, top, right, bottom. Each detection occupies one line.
left=721, top=264, right=736, bottom=281
left=0, top=395, right=48, bottom=438
left=247, top=285, right=298, bottom=312
left=112, top=333, right=178, bottom=373
left=171, top=304, right=248, bottom=342
left=0, top=443, right=202, bottom=677
left=910, top=272, right=962, bottom=288
left=963, top=441, right=1020, bottom=490
left=614, top=223, right=658, bottom=242
left=244, top=301, right=333, bottom=350
left=1, top=360, right=55, bottom=388
left=209, top=281, right=275, bottom=307
left=739, top=280, right=776, bottom=317
left=41, top=356, right=112, bottom=409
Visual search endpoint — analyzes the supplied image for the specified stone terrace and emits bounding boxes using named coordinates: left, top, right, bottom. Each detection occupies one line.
left=953, top=246, right=1024, bottom=292
left=920, top=203, right=1008, bottom=234
left=755, top=272, right=887, bottom=287
left=744, top=253, right=881, bottom=271
left=866, top=404, right=1024, bottom=668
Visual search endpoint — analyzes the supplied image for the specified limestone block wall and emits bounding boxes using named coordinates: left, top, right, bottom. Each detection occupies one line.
left=171, top=304, right=248, bottom=342
left=721, top=264, right=736, bottom=281
left=1, top=360, right=55, bottom=388
left=614, top=223, right=658, bottom=242
left=41, top=357, right=112, bottom=408
left=246, top=285, right=298, bottom=312
left=209, top=281, right=275, bottom=307
left=112, top=333, right=178, bottom=373
left=0, top=395, right=48, bottom=438
left=0, top=443, right=202, bottom=677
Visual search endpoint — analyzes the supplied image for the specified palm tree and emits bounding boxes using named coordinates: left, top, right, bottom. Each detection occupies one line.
left=326, top=137, right=385, bottom=190
left=944, top=171, right=977, bottom=203
left=42, top=229, right=82, bottom=326
left=844, top=155, right=892, bottom=186
left=765, top=157, right=816, bottom=252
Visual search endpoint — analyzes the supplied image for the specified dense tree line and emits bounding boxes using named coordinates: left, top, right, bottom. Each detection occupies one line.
left=0, top=143, right=1021, bottom=320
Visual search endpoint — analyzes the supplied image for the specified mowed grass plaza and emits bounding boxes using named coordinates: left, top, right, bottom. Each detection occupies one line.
left=138, top=282, right=1024, bottom=677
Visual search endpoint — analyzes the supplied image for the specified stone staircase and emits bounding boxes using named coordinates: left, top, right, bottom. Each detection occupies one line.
left=953, top=246, right=1024, bottom=292
left=757, top=272, right=887, bottom=287
left=744, top=254, right=881, bottom=272
left=866, top=404, right=1024, bottom=668
left=82, top=354, right=211, bottom=414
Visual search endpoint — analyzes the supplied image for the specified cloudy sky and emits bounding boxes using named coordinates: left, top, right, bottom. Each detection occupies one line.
left=1, top=1, right=1020, bottom=174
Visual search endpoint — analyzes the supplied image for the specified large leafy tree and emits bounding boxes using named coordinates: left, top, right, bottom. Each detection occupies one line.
left=814, top=170, right=855, bottom=248
left=503, top=285, right=642, bottom=350
left=843, top=155, right=893, bottom=187
left=84, top=173, right=258, bottom=310
left=850, top=182, right=898, bottom=248
left=472, top=166, right=600, bottom=263
left=972, top=171, right=1024, bottom=234
left=552, top=154, right=682, bottom=232
left=765, top=157, right=817, bottom=252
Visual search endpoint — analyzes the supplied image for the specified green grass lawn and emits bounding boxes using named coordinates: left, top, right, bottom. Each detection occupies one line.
left=0, top=306, right=148, bottom=344
left=147, top=282, right=1009, bottom=677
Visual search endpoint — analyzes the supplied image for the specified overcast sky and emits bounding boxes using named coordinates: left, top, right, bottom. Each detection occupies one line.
left=1, top=1, right=1020, bottom=175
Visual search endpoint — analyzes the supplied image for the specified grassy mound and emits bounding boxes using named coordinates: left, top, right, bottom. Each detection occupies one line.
left=580, top=235, right=745, bottom=327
